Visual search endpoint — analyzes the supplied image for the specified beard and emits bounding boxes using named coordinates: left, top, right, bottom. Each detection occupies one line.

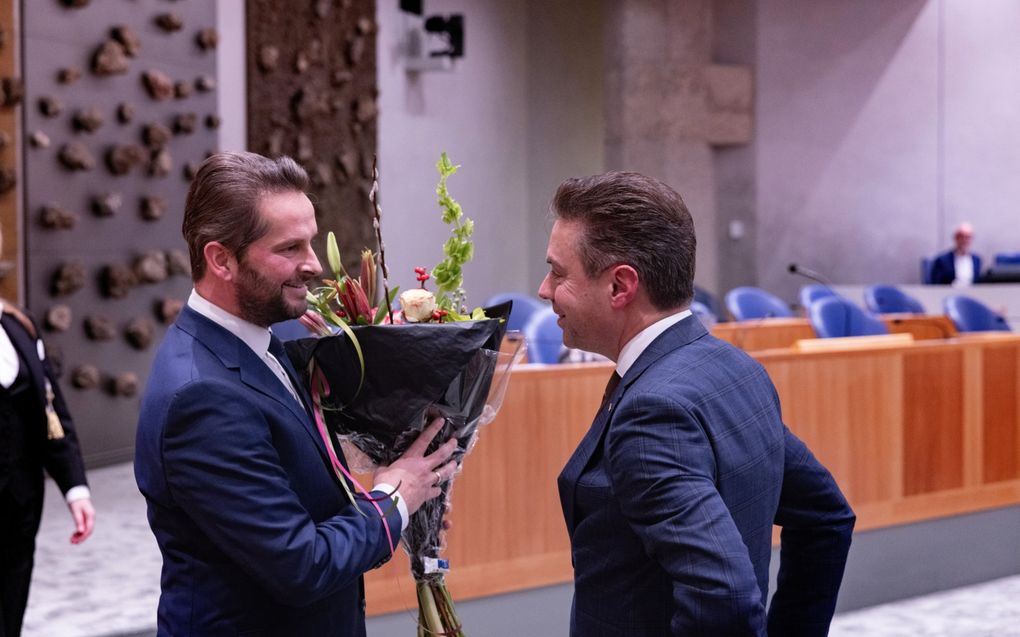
left=235, top=261, right=308, bottom=327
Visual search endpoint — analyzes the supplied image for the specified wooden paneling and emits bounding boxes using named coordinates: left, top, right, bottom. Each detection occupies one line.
left=711, top=318, right=815, bottom=351
left=763, top=352, right=903, bottom=504
left=982, top=346, right=1020, bottom=483
left=364, top=336, right=1020, bottom=616
left=902, top=350, right=965, bottom=495
left=363, top=363, right=613, bottom=615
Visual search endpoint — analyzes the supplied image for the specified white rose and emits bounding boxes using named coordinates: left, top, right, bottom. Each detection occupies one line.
left=400, top=289, right=437, bottom=322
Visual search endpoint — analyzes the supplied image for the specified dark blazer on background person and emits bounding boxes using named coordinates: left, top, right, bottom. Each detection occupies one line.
left=135, top=305, right=401, bottom=636
left=559, top=316, right=854, bottom=636
left=0, top=306, right=88, bottom=637
left=930, top=250, right=982, bottom=285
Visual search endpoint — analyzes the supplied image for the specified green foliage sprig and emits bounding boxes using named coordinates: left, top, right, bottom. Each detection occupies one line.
left=430, top=152, right=475, bottom=313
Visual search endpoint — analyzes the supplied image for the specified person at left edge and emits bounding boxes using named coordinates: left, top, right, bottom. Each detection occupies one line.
left=0, top=224, right=94, bottom=637
left=135, top=151, right=457, bottom=636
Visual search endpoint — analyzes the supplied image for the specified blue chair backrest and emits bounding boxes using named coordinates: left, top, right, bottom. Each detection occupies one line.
left=690, top=300, right=717, bottom=329
left=272, top=318, right=314, bottom=341
left=921, top=256, right=935, bottom=284
left=808, top=296, right=889, bottom=338
left=994, top=252, right=1020, bottom=266
left=799, top=284, right=837, bottom=310
left=483, top=293, right=545, bottom=333
left=724, top=287, right=793, bottom=321
left=693, top=285, right=725, bottom=323
left=943, top=295, right=1011, bottom=332
left=522, top=307, right=564, bottom=363
left=863, top=285, right=925, bottom=314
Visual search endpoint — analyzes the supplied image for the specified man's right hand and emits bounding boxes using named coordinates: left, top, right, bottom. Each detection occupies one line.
left=374, top=417, right=458, bottom=515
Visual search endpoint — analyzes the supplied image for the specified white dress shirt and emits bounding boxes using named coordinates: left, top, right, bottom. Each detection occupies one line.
left=953, top=253, right=975, bottom=287
left=615, top=309, right=694, bottom=378
left=186, top=290, right=407, bottom=530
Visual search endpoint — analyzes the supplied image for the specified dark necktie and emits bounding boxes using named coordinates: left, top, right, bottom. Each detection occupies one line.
left=601, top=371, right=622, bottom=409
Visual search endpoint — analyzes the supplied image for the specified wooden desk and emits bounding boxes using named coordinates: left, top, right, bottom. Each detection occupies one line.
left=712, top=318, right=816, bottom=351
left=882, top=314, right=957, bottom=340
left=713, top=314, right=958, bottom=352
left=365, top=334, right=1020, bottom=615
left=756, top=335, right=1020, bottom=531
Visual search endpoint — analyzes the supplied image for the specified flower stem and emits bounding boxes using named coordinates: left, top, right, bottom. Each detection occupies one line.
left=418, top=581, right=445, bottom=635
left=369, top=155, right=394, bottom=324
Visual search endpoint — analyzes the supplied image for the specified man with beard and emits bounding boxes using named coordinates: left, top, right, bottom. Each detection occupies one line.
left=541, top=171, right=855, bottom=636
left=135, top=152, right=458, bottom=636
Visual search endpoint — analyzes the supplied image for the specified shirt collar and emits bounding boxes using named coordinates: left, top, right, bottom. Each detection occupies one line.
left=616, top=309, right=693, bottom=377
left=187, top=289, right=272, bottom=358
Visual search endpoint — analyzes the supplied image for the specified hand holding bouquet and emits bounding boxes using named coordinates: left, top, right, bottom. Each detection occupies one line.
left=286, top=154, right=523, bottom=636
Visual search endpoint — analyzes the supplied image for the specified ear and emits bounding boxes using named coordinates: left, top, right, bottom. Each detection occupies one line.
left=203, top=241, right=237, bottom=282
left=607, top=264, right=639, bottom=309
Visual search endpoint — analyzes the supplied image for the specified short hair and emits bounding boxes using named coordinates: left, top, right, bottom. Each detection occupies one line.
left=551, top=171, right=695, bottom=309
left=182, top=151, right=310, bottom=281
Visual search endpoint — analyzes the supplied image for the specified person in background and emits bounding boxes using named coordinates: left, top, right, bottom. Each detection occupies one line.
left=0, top=229, right=94, bottom=637
left=540, top=171, right=854, bottom=636
left=931, top=222, right=982, bottom=286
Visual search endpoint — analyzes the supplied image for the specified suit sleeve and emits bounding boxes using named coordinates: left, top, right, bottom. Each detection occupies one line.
left=930, top=254, right=951, bottom=284
left=16, top=316, right=89, bottom=495
left=767, top=427, right=855, bottom=637
left=40, top=353, right=88, bottom=494
left=161, top=379, right=401, bottom=607
left=605, top=393, right=766, bottom=636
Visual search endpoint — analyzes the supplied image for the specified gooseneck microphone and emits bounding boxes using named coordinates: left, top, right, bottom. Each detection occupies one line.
left=788, top=262, right=833, bottom=287
left=788, top=263, right=852, bottom=336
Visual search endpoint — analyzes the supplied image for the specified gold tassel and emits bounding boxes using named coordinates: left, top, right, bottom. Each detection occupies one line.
left=45, top=381, right=65, bottom=440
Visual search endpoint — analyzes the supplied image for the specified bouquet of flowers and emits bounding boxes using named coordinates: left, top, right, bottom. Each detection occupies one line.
left=285, top=154, right=523, bottom=636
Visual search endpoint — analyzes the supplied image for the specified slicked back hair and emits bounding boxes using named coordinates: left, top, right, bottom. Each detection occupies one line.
left=551, top=171, right=695, bottom=310
left=183, top=151, right=310, bottom=281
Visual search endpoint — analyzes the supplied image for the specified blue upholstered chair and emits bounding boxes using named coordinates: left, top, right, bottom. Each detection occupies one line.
left=808, top=296, right=889, bottom=338
left=522, top=307, right=564, bottom=364
left=994, top=252, right=1020, bottom=266
left=724, top=287, right=794, bottom=321
left=272, top=318, right=316, bottom=341
left=690, top=300, right=717, bottom=329
left=943, top=295, right=1011, bottom=332
left=921, top=256, right=935, bottom=284
left=693, top=285, right=725, bottom=323
left=483, top=293, right=546, bottom=333
left=863, top=285, right=926, bottom=315
left=799, top=284, right=837, bottom=311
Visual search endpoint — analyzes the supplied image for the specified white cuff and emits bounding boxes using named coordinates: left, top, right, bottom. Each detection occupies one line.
left=372, top=482, right=408, bottom=532
left=65, top=485, right=91, bottom=503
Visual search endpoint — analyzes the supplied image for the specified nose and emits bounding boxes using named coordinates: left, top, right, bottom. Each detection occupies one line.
left=538, top=273, right=552, bottom=301
left=300, top=244, right=322, bottom=278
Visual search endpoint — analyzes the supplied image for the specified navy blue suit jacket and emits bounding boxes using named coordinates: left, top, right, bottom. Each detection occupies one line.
left=559, top=317, right=854, bottom=636
left=135, top=306, right=401, bottom=636
left=930, top=250, right=981, bottom=285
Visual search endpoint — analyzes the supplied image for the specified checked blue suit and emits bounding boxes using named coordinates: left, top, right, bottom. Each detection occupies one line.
left=559, top=315, right=854, bottom=636
left=135, top=306, right=401, bottom=636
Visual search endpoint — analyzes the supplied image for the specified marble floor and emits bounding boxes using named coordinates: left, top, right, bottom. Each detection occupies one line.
left=20, top=462, right=1020, bottom=636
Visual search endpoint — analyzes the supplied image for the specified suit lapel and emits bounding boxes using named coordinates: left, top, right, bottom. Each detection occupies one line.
left=559, top=316, right=709, bottom=534
left=175, top=307, right=334, bottom=473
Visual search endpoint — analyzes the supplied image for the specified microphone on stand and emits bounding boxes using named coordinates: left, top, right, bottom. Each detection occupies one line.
left=788, top=263, right=852, bottom=336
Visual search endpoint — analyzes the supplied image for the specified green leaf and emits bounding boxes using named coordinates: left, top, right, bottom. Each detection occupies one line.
left=372, top=285, right=401, bottom=324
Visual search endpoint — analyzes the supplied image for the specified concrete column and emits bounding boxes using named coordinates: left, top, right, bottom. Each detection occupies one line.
left=604, top=0, right=752, bottom=297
